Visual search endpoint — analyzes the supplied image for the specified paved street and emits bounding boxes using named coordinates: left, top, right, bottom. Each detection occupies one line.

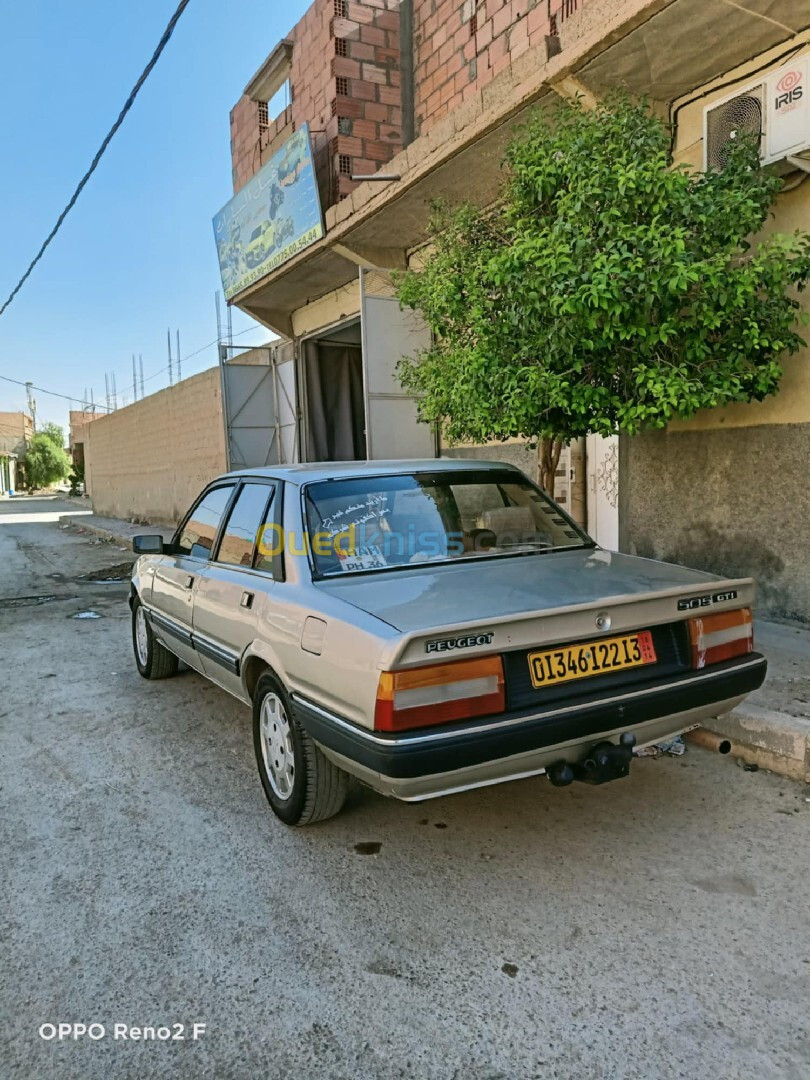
left=1, top=497, right=808, bottom=1080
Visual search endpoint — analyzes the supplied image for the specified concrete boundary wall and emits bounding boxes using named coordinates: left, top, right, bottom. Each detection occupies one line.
left=76, top=368, right=227, bottom=526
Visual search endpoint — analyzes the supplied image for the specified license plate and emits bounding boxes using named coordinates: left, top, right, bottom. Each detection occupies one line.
left=528, top=631, right=657, bottom=688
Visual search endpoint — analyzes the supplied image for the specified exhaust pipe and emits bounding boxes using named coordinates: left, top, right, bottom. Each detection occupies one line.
left=685, top=728, right=731, bottom=755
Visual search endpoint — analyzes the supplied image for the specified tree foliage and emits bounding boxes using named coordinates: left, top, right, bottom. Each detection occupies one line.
left=396, top=97, right=810, bottom=487
left=23, top=424, right=71, bottom=490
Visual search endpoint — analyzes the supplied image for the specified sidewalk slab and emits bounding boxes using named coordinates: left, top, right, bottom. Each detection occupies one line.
left=680, top=619, right=809, bottom=782
left=698, top=705, right=809, bottom=783
left=58, top=512, right=175, bottom=549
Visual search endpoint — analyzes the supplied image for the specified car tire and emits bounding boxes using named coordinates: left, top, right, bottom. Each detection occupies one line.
left=132, top=595, right=179, bottom=680
left=253, top=671, right=349, bottom=826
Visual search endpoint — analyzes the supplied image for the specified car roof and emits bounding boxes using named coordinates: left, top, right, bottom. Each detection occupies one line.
left=223, top=459, right=522, bottom=486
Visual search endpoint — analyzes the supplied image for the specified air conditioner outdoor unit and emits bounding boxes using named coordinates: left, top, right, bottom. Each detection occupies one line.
left=703, top=57, right=810, bottom=174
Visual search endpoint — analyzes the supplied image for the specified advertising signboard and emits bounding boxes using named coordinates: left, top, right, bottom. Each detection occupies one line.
left=213, top=123, right=324, bottom=300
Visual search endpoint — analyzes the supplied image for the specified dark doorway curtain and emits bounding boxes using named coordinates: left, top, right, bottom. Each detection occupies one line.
left=304, top=341, right=366, bottom=461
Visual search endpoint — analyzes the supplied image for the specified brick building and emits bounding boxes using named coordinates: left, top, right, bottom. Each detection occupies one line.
left=216, top=0, right=810, bottom=616
left=0, top=412, right=32, bottom=496
left=0, top=411, right=33, bottom=458
left=231, top=0, right=405, bottom=204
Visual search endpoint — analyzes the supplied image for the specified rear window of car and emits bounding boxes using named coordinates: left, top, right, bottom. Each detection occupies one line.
left=216, top=483, right=274, bottom=569
left=303, top=469, right=591, bottom=577
left=176, top=484, right=235, bottom=559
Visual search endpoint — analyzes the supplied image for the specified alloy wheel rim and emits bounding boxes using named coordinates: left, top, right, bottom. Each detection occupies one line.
left=135, top=606, right=149, bottom=666
left=260, top=693, right=295, bottom=800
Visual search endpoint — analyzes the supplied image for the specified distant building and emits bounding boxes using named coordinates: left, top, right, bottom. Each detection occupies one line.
left=0, top=412, right=33, bottom=496
left=68, top=410, right=100, bottom=476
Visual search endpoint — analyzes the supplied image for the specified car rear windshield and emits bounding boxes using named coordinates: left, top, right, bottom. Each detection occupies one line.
left=303, top=469, right=592, bottom=577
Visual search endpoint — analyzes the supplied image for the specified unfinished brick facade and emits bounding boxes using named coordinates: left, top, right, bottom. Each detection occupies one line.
left=0, top=412, right=33, bottom=458
left=411, top=0, right=592, bottom=133
left=413, top=0, right=537, bottom=129
left=230, top=0, right=405, bottom=207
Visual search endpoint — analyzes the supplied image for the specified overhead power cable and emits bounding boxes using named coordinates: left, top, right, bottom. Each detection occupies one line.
left=140, top=326, right=264, bottom=386
left=0, top=373, right=113, bottom=410
left=0, top=327, right=270, bottom=415
left=0, top=0, right=192, bottom=318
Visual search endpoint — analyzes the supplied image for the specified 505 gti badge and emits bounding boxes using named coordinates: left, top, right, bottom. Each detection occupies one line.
left=425, top=632, right=494, bottom=654
left=677, top=590, right=738, bottom=611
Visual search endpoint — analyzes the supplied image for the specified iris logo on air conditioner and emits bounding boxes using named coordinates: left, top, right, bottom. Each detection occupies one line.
left=775, top=70, right=803, bottom=113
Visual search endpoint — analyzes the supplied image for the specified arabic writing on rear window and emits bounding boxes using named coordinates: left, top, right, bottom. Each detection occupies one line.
left=303, top=470, right=590, bottom=575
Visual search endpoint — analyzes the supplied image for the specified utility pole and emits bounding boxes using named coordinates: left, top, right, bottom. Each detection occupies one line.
left=132, top=354, right=138, bottom=402
left=25, top=381, right=36, bottom=432
left=111, top=372, right=118, bottom=410
left=176, top=329, right=181, bottom=382
left=104, top=373, right=110, bottom=412
left=216, top=289, right=228, bottom=365
left=139, top=355, right=144, bottom=398
left=167, top=328, right=174, bottom=386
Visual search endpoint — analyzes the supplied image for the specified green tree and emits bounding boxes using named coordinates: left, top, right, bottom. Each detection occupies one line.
left=23, top=424, right=71, bottom=490
left=396, top=97, right=810, bottom=491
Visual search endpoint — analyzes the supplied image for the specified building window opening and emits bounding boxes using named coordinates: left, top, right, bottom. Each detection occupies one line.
left=266, top=78, right=291, bottom=123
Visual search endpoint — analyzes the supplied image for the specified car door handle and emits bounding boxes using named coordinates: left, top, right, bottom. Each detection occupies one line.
left=183, top=574, right=195, bottom=589
left=240, top=591, right=254, bottom=609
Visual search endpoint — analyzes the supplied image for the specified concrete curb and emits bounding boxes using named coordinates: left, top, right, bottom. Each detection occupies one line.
left=59, top=515, right=135, bottom=548
left=693, top=705, right=810, bottom=783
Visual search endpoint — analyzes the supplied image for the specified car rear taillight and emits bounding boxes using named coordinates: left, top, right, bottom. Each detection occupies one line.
left=688, top=608, right=753, bottom=668
left=374, top=655, right=505, bottom=732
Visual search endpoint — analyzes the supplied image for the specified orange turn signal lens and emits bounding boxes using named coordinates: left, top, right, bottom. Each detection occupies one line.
left=374, top=655, right=505, bottom=732
left=688, top=608, right=753, bottom=669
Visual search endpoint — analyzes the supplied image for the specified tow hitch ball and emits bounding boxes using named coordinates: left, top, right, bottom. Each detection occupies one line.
left=546, top=732, right=637, bottom=787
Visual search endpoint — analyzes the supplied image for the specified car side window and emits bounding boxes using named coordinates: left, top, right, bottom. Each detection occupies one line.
left=176, top=485, right=236, bottom=560
left=216, top=483, right=274, bottom=569
left=254, top=488, right=280, bottom=575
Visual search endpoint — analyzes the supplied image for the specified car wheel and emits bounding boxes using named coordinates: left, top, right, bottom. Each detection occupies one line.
left=253, top=672, right=349, bottom=826
left=132, top=595, right=179, bottom=680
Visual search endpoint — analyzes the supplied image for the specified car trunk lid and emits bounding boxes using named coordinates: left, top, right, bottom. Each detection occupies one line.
left=316, top=548, right=754, bottom=672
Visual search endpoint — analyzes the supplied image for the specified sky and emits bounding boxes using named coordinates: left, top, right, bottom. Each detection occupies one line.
left=0, top=0, right=309, bottom=432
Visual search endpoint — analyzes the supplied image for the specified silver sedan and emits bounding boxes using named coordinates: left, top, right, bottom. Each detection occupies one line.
left=130, top=460, right=766, bottom=825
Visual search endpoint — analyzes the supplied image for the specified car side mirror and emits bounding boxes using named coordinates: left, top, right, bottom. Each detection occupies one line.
left=132, top=534, right=165, bottom=555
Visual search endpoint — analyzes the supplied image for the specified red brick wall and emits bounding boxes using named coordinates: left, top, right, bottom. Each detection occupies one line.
left=230, top=0, right=404, bottom=206
left=413, top=0, right=555, bottom=133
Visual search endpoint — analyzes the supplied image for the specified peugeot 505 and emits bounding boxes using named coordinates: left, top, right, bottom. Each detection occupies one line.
left=129, top=460, right=766, bottom=825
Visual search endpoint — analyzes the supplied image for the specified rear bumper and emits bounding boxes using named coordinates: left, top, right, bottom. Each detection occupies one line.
left=292, top=654, right=767, bottom=800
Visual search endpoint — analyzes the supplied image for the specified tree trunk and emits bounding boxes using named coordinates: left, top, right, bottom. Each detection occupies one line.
left=538, top=436, right=565, bottom=495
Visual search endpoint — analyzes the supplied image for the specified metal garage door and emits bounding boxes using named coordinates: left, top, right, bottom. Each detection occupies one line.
left=220, top=341, right=300, bottom=469
left=359, top=269, right=437, bottom=460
